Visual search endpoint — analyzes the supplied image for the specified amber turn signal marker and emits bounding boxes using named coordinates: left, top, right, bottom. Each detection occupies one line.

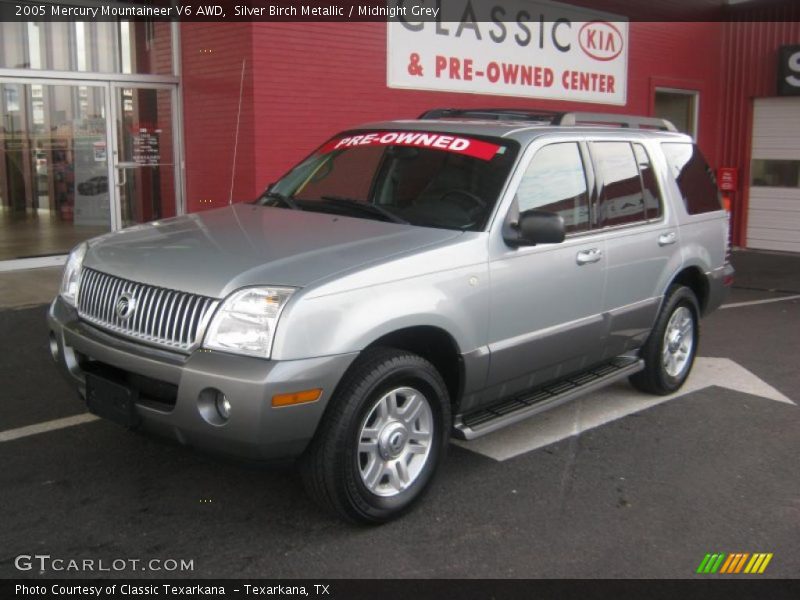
left=272, top=388, right=322, bottom=407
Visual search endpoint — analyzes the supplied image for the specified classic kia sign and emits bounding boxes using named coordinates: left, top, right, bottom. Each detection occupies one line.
left=387, top=0, right=629, bottom=105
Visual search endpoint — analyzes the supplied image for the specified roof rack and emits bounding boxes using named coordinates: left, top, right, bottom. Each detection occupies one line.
left=418, top=108, right=561, bottom=123
left=419, top=108, right=678, bottom=132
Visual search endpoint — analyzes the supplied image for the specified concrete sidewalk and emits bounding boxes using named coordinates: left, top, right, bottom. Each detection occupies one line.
left=0, top=249, right=797, bottom=310
left=0, top=266, right=62, bottom=310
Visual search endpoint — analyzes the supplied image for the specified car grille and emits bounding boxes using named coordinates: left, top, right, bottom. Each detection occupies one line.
left=77, top=268, right=220, bottom=352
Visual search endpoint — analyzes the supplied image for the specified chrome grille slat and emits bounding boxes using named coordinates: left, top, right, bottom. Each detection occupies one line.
left=76, top=267, right=218, bottom=353
left=101, top=275, right=114, bottom=324
left=92, top=272, right=103, bottom=316
left=90, top=271, right=101, bottom=316
left=186, top=296, right=202, bottom=346
left=151, top=288, right=166, bottom=338
left=172, top=294, right=188, bottom=343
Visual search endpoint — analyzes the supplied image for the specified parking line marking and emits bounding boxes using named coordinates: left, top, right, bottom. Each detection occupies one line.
left=0, top=413, right=99, bottom=443
left=721, top=294, right=800, bottom=309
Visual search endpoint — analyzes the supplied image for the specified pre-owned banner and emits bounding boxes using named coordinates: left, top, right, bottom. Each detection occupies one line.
left=387, top=0, right=628, bottom=105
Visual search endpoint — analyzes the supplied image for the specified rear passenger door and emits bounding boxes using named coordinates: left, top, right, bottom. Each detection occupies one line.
left=590, top=140, right=682, bottom=357
left=485, top=141, right=607, bottom=401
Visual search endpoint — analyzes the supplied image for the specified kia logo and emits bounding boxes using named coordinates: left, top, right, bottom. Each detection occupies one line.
left=579, top=21, right=624, bottom=62
left=115, top=292, right=137, bottom=321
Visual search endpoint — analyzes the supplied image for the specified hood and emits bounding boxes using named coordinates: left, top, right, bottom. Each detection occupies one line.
left=83, top=204, right=461, bottom=298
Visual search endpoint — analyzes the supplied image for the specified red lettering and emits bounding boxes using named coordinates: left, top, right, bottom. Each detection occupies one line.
left=449, top=57, right=461, bottom=79
left=586, top=29, right=597, bottom=49
left=435, top=55, right=446, bottom=77
left=501, top=63, right=520, bottom=84
left=463, top=58, right=473, bottom=81
left=486, top=61, right=500, bottom=83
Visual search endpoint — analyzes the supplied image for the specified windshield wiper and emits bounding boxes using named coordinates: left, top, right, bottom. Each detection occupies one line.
left=320, top=195, right=408, bottom=224
left=259, top=191, right=303, bottom=211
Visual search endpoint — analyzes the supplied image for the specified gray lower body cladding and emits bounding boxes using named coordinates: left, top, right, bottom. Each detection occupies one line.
left=47, top=297, right=358, bottom=460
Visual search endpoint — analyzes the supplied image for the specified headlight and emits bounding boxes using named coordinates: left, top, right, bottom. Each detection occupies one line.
left=60, top=242, right=88, bottom=307
left=203, top=287, right=294, bottom=359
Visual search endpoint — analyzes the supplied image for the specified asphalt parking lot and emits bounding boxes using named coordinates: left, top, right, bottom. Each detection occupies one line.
left=1, top=250, right=798, bottom=579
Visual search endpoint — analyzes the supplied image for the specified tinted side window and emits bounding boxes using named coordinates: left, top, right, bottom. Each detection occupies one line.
left=517, top=143, right=590, bottom=234
left=633, top=143, right=663, bottom=220
left=661, top=142, right=722, bottom=214
left=593, top=142, right=645, bottom=227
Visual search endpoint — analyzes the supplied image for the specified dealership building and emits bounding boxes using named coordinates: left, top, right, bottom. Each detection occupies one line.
left=1, top=0, right=799, bottom=270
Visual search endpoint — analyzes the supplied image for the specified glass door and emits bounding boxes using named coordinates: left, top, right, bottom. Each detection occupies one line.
left=0, top=78, right=113, bottom=264
left=111, top=84, right=180, bottom=228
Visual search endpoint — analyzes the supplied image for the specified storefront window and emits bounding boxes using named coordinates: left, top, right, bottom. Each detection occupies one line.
left=1, top=82, right=111, bottom=261
left=0, top=21, right=174, bottom=75
left=751, top=159, right=800, bottom=188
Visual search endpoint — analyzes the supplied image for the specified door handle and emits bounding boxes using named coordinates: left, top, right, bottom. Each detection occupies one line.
left=658, top=232, right=677, bottom=246
left=116, top=168, right=127, bottom=188
left=576, top=248, right=602, bottom=265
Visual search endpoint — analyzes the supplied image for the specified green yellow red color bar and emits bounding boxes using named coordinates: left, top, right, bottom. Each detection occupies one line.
left=696, top=553, right=773, bottom=574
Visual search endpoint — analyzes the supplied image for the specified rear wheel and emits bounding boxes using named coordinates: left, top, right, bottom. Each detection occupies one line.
left=630, top=285, right=700, bottom=395
left=300, top=347, right=450, bottom=523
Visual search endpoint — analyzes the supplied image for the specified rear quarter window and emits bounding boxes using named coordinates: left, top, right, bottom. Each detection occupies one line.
left=661, top=142, right=722, bottom=214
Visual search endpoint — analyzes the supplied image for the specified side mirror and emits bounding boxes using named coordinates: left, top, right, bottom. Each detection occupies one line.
left=505, top=209, right=566, bottom=246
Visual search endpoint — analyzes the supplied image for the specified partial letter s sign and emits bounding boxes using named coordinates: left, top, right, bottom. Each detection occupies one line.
left=778, top=45, right=800, bottom=96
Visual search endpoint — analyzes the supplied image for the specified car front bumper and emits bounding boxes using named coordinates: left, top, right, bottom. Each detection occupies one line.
left=47, top=296, right=358, bottom=460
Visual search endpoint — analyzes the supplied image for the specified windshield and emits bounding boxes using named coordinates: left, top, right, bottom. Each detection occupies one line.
left=261, top=130, right=520, bottom=231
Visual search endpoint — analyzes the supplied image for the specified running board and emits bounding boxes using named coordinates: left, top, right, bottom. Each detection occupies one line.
left=453, top=357, right=644, bottom=440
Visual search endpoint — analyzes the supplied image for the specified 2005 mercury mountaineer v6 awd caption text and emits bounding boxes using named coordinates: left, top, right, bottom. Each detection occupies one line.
left=48, top=109, right=733, bottom=523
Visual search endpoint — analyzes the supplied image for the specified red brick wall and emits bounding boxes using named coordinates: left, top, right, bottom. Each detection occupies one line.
left=181, top=22, right=256, bottom=213
left=182, top=21, right=725, bottom=211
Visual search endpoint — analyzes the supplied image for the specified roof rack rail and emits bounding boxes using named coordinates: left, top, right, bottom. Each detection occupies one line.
left=419, top=107, right=678, bottom=132
left=418, top=108, right=561, bottom=123
left=556, top=112, right=677, bottom=132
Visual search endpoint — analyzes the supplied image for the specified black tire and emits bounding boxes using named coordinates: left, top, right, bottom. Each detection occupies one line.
left=630, top=285, right=700, bottom=395
left=300, top=347, right=451, bottom=524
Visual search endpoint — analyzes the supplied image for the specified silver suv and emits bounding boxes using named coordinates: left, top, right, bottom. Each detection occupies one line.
left=48, top=109, right=733, bottom=523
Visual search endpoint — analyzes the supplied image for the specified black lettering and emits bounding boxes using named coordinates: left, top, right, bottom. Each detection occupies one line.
left=456, top=1, right=481, bottom=40
left=539, top=14, right=545, bottom=49
left=489, top=6, right=507, bottom=43
left=515, top=11, right=531, bottom=47
left=552, top=18, right=571, bottom=52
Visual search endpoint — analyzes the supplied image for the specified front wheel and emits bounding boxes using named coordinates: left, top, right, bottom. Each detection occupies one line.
left=300, top=347, right=450, bottom=524
left=630, top=285, right=700, bottom=395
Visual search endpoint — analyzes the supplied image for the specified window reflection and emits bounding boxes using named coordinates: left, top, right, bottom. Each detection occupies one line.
left=1, top=82, right=111, bottom=261
left=0, top=21, right=173, bottom=75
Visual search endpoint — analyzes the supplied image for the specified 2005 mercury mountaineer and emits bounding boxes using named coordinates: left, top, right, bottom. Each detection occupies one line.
left=48, top=108, right=733, bottom=523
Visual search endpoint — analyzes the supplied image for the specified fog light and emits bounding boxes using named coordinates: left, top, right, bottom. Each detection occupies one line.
left=215, top=392, right=232, bottom=419
left=197, top=388, right=231, bottom=426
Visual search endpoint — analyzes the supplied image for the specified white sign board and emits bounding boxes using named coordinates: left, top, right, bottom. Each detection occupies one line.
left=387, top=0, right=628, bottom=105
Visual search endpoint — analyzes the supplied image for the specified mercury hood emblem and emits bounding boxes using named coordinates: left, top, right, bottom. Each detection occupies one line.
left=115, top=292, right=137, bottom=321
